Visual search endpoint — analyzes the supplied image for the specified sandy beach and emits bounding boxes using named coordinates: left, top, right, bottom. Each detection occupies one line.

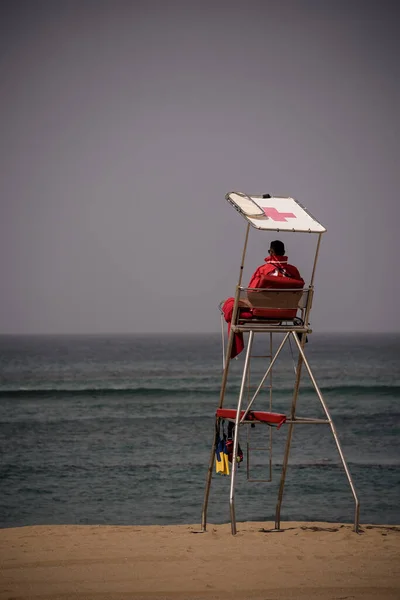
left=1, top=521, right=399, bottom=600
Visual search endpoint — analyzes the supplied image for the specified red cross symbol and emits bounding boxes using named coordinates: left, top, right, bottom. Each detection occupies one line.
left=262, top=207, right=296, bottom=222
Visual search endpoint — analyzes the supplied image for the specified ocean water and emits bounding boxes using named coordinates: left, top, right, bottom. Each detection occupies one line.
left=0, top=332, right=399, bottom=529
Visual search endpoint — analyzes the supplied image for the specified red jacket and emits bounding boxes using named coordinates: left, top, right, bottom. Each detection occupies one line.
left=248, top=255, right=303, bottom=289
left=222, top=255, right=304, bottom=359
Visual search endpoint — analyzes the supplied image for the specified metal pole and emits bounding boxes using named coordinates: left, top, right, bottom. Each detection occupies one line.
left=238, top=223, right=250, bottom=287
left=291, top=331, right=360, bottom=532
left=230, top=330, right=255, bottom=535
left=201, top=223, right=250, bottom=532
left=310, top=233, right=322, bottom=288
left=274, top=332, right=307, bottom=529
left=268, top=332, right=273, bottom=481
left=201, top=328, right=235, bottom=532
left=218, top=222, right=250, bottom=412
left=228, top=223, right=251, bottom=345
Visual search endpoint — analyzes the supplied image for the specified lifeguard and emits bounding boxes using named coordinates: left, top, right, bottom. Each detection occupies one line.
left=221, top=239, right=304, bottom=356
left=248, top=240, right=303, bottom=288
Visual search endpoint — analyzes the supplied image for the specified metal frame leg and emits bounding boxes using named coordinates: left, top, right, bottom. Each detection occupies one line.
left=201, top=327, right=236, bottom=532
left=229, top=331, right=255, bottom=535
left=291, top=332, right=360, bottom=532
left=274, top=332, right=306, bottom=529
left=201, top=421, right=219, bottom=532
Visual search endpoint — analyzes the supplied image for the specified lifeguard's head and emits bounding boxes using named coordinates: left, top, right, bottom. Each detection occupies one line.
left=269, top=240, right=285, bottom=257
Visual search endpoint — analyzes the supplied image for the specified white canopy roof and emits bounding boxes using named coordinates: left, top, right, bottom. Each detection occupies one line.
left=226, top=192, right=326, bottom=233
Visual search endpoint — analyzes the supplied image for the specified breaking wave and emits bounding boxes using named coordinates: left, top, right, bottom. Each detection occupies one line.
left=0, top=383, right=399, bottom=398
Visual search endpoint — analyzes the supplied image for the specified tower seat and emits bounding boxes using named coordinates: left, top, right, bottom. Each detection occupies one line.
left=239, top=286, right=308, bottom=320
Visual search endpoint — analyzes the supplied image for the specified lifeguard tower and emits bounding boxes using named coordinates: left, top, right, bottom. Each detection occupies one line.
left=201, top=192, right=359, bottom=535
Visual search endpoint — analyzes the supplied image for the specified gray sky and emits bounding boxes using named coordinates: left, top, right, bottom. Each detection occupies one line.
left=1, top=0, right=399, bottom=334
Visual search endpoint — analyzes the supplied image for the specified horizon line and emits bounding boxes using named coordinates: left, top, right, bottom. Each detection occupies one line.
left=0, top=331, right=398, bottom=337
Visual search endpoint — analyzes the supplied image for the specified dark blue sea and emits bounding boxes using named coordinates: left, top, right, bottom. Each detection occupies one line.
left=0, top=333, right=399, bottom=528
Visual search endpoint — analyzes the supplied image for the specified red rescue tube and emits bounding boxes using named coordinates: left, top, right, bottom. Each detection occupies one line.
left=216, top=408, right=286, bottom=429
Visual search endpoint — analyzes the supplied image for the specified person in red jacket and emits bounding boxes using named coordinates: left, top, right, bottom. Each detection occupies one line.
left=248, top=240, right=302, bottom=288
left=222, top=240, right=304, bottom=357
